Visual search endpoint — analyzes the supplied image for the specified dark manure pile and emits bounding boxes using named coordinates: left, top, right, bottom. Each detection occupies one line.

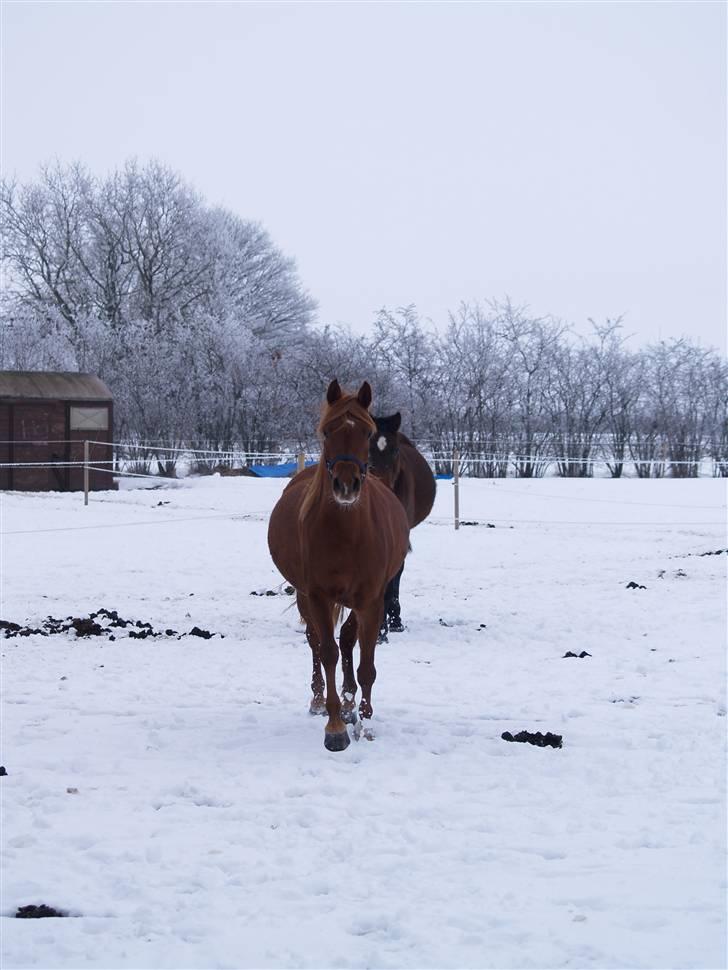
left=502, top=730, right=563, bottom=749
left=15, top=904, right=68, bottom=918
left=1, top=609, right=222, bottom=640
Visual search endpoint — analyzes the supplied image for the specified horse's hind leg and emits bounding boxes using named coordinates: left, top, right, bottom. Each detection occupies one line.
left=298, top=593, right=325, bottom=716
left=386, top=563, right=405, bottom=633
left=339, top=611, right=358, bottom=724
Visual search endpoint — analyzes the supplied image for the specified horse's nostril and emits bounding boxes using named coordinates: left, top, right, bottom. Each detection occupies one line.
left=352, top=478, right=360, bottom=492
left=333, top=477, right=341, bottom=490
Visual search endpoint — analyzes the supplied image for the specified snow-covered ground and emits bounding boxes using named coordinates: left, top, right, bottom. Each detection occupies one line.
left=1, top=475, right=726, bottom=970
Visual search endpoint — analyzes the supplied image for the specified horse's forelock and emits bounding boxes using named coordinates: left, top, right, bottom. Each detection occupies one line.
left=319, top=393, right=376, bottom=435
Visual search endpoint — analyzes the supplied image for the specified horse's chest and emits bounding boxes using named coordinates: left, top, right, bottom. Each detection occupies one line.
left=303, top=523, right=381, bottom=600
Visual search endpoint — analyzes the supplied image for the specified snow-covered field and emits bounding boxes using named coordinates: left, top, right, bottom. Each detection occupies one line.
left=1, top=474, right=726, bottom=970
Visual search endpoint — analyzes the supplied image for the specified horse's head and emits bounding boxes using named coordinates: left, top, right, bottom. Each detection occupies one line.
left=321, top=379, right=376, bottom=506
left=369, top=412, right=402, bottom=489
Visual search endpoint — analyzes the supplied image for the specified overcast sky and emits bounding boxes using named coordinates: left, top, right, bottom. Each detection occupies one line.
left=2, top=1, right=726, bottom=350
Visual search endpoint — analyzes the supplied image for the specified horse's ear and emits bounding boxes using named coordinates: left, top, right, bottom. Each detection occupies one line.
left=326, top=379, right=342, bottom=404
left=357, top=381, right=372, bottom=410
left=391, top=412, right=402, bottom=432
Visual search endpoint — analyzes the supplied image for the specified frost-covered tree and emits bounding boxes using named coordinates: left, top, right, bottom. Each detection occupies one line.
left=1, top=159, right=316, bottom=443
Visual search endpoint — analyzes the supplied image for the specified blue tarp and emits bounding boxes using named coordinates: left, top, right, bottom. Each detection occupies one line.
left=250, top=461, right=451, bottom=480
left=249, top=461, right=316, bottom=478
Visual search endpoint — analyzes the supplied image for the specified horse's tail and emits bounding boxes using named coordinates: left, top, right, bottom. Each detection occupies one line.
left=297, top=592, right=346, bottom=631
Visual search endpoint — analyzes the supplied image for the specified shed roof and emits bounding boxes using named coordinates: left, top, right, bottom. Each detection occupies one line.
left=0, top=371, right=113, bottom=402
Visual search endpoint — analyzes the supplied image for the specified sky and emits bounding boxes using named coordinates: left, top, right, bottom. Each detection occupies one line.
left=2, top=1, right=726, bottom=351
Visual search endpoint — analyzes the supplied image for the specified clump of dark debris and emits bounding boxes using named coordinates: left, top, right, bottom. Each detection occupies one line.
left=250, top=586, right=295, bottom=597
left=1, top=609, right=222, bottom=640
left=502, top=730, right=563, bottom=749
left=563, top=650, right=591, bottom=659
left=626, top=581, right=647, bottom=590
left=16, top=904, right=68, bottom=919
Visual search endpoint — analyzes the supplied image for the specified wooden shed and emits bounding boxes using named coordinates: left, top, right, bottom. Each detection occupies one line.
left=0, top=371, right=114, bottom=492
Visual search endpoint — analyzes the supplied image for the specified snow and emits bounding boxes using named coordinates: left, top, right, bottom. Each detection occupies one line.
left=1, top=475, right=726, bottom=969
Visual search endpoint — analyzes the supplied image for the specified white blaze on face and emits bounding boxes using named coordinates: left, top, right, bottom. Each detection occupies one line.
left=376, top=435, right=387, bottom=452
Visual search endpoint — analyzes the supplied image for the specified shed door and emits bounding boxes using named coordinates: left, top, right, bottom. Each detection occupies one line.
left=68, top=403, right=113, bottom=491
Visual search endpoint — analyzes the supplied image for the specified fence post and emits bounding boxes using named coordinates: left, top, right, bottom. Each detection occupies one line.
left=297, top=452, right=305, bottom=474
left=453, top=447, right=460, bottom=530
left=83, top=439, right=90, bottom=506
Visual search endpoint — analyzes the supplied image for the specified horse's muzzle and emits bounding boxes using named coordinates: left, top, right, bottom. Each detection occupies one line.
left=332, top=474, right=362, bottom=505
left=328, top=454, right=367, bottom=506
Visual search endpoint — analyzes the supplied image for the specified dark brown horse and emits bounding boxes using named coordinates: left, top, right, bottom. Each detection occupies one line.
left=369, top=413, right=436, bottom=635
left=267, top=380, right=410, bottom=751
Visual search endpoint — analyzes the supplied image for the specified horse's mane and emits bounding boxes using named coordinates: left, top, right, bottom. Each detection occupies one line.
left=299, top=391, right=376, bottom=524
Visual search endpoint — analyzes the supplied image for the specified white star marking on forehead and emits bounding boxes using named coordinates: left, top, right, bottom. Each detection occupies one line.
left=377, top=435, right=387, bottom=452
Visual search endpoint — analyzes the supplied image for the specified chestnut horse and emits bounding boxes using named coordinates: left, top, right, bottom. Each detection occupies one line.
left=267, top=380, right=410, bottom=751
left=369, top=413, right=436, bottom=636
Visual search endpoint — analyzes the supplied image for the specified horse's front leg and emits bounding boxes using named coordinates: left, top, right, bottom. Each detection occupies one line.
left=339, top=611, right=358, bottom=723
left=308, top=594, right=349, bottom=752
left=356, top=603, right=382, bottom=737
left=305, top=625, right=326, bottom=716
left=298, top=593, right=325, bottom=715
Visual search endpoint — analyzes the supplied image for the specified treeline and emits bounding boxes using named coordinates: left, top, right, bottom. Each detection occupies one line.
left=2, top=162, right=726, bottom=477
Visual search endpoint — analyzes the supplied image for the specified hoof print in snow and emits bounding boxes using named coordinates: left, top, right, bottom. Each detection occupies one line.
left=502, top=730, right=563, bottom=749
left=438, top=618, right=452, bottom=627
left=15, top=904, right=68, bottom=919
left=0, top=766, right=7, bottom=776
left=563, top=650, right=591, bottom=658
left=626, top=581, right=647, bottom=590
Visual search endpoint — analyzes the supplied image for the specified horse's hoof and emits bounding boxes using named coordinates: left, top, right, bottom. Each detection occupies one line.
left=324, top=730, right=350, bottom=752
left=309, top=700, right=327, bottom=716
left=388, top=618, right=404, bottom=633
left=341, top=707, right=358, bottom=724
left=377, top=631, right=388, bottom=644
